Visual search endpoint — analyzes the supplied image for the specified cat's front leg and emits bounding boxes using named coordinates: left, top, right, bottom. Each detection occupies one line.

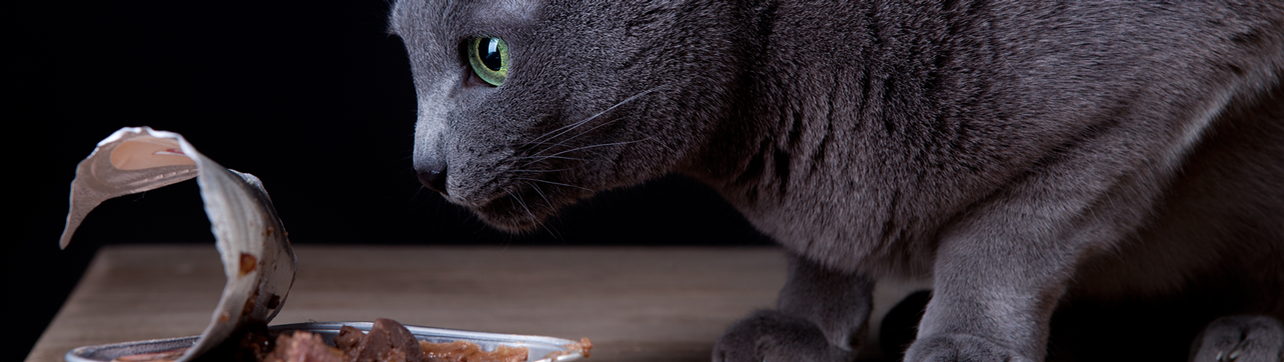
left=713, top=252, right=873, bottom=362
left=902, top=222, right=1080, bottom=362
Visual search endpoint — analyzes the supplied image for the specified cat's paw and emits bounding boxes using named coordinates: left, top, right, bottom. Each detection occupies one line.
left=902, top=333, right=1034, bottom=362
left=712, top=310, right=857, bottom=362
left=1191, top=315, right=1284, bottom=362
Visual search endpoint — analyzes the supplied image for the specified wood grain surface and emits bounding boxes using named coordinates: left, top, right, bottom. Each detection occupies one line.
left=26, top=245, right=792, bottom=362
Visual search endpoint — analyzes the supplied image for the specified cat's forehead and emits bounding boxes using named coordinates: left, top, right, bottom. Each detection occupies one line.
left=389, top=0, right=539, bottom=35
left=486, top=0, right=539, bottom=21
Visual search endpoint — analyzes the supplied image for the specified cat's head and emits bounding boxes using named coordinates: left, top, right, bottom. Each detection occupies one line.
left=389, top=0, right=747, bottom=232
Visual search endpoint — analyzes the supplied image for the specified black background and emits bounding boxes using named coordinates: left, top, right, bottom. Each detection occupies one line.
left=12, top=1, right=771, bottom=359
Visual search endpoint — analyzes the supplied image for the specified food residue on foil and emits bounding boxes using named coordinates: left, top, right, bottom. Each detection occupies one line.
left=111, top=318, right=587, bottom=362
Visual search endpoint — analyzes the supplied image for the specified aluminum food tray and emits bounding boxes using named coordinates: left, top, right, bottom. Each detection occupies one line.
left=66, top=321, right=586, bottom=362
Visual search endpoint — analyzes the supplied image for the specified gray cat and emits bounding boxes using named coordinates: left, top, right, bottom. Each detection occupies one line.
left=388, top=0, right=1284, bottom=361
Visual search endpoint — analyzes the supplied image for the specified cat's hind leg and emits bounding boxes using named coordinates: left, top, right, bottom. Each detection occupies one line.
left=1190, top=315, right=1284, bottom=362
left=713, top=252, right=874, bottom=362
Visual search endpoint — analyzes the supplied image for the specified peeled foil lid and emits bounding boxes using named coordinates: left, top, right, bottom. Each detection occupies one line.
left=59, top=126, right=297, bottom=361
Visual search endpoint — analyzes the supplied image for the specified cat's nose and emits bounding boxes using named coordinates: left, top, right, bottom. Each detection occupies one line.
left=416, top=160, right=448, bottom=194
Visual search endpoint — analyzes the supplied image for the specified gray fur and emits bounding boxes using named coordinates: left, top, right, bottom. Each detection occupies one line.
left=389, top=0, right=1284, bottom=360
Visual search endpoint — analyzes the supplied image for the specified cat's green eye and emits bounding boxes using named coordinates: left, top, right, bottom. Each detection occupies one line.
left=468, top=37, right=509, bottom=86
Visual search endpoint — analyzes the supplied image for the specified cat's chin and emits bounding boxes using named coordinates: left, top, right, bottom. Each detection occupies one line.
left=470, top=194, right=557, bottom=233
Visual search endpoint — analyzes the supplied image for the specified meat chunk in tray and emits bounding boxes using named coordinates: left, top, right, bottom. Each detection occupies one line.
left=262, top=319, right=529, bottom=362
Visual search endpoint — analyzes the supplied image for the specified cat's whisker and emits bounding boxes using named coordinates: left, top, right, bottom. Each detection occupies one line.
left=524, top=114, right=633, bottom=161
left=526, top=115, right=603, bottom=149
left=511, top=155, right=589, bottom=162
left=521, top=141, right=570, bottom=147
left=519, top=137, right=656, bottom=167
left=511, top=177, right=593, bottom=192
left=506, top=168, right=576, bottom=173
left=523, top=181, right=555, bottom=209
left=518, top=86, right=664, bottom=168
left=537, top=140, right=635, bottom=159
left=517, top=181, right=565, bottom=240
left=523, top=85, right=667, bottom=147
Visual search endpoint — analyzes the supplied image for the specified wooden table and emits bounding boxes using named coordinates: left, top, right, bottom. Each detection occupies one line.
left=27, top=245, right=927, bottom=362
left=26, top=245, right=787, bottom=362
